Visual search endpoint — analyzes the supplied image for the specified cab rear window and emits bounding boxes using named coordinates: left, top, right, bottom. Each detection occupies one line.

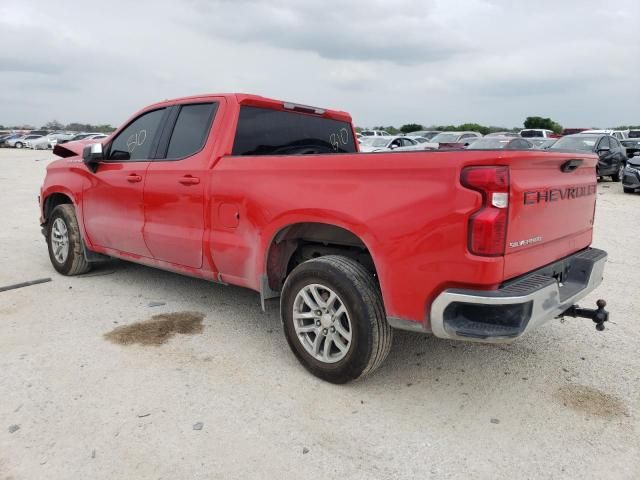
left=232, top=106, right=356, bottom=156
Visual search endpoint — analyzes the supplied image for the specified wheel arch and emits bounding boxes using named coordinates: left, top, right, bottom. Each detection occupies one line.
left=42, top=191, right=75, bottom=223
left=262, top=220, right=384, bottom=302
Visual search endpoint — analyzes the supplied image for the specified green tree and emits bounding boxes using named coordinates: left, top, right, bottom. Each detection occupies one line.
left=42, top=120, right=64, bottom=131
left=400, top=123, right=424, bottom=134
left=457, top=123, right=491, bottom=135
left=524, top=116, right=563, bottom=134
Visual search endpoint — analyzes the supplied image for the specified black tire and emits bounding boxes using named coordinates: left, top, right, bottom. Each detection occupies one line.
left=15, top=142, right=23, bottom=149
left=47, top=204, right=91, bottom=275
left=611, top=164, right=624, bottom=182
left=281, top=255, right=392, bottom=383
left=623, top=187, right=635, bottom=194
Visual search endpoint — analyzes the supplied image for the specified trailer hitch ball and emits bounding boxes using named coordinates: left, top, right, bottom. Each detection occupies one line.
left=562, top=299, right=609, bottom=332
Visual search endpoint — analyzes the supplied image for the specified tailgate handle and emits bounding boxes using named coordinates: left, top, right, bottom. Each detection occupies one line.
left=561, top=159, right=583, bottom=172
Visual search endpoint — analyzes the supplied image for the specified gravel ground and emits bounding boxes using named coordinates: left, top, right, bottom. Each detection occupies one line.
left=1, top=148, right=638, bottom=480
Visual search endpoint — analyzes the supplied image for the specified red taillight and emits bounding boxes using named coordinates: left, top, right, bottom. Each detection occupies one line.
left=461, top=166, right=510, bottom=256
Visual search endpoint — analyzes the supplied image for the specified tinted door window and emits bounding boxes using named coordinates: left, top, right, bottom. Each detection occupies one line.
left=232, top=106, right=357, bottom=155
left=165, top=103, right=218, bottom=160
left=108, top=109, right=165, bottom=161
left=597, top=137, right=611, bottom=151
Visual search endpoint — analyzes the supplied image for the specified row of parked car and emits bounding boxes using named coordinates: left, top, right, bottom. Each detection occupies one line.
left=0, top=131, right=108, bottom=149
left=357, top=128, right=640, bottom=194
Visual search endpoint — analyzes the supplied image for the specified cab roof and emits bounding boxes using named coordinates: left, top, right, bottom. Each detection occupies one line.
left=146, top=93, right=352, bottom=123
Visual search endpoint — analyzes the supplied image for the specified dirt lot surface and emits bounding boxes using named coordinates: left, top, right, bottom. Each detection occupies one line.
left=1, top=148, right=638, bottom=479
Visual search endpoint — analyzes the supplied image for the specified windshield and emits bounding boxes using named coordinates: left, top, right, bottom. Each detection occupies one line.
left=359, top=137, right=375, bottom=145
left=550, top=136, right=598, bottom=152
left=431, top=133, right=459, bottom=143
left=468, top=138, right=510, bottom=149
left=366, top=138, right=391, bottom=147
left=622, top=140, right=640, bottom=147
left=361, top=131, right=374, bottom=136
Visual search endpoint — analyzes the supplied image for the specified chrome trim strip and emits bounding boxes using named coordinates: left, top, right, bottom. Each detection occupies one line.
left=429, top=252, right=607, bottom=343
left=387, top=316, right=429, bottom=333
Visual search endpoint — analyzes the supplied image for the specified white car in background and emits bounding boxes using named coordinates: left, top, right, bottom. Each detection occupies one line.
left=359, top=136, right=425, bottom=152
left=26, top=136, right=53, bottom=149
left=360, top=130, right=390, bottom=137
left=27, top=132, right=76, bottom=150
left=579, top=129, right=628, bottom=140
left=520, top=129, right=557, bottom=138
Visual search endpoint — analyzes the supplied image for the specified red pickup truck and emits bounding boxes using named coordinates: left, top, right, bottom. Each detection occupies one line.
left=39, top=93, right=609, bottom=383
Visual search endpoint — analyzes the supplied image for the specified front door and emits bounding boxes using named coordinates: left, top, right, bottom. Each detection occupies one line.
left=143, top=102, right=219, bottom=268
left=82, top=108, right=166, bottom=257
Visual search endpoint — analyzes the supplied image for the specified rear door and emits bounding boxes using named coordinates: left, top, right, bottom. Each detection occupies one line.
left=82, top=108, right=166, bottom=257
left=503, top=151, right=598, bottom=279
left=142, top=101, right=219, bottom=268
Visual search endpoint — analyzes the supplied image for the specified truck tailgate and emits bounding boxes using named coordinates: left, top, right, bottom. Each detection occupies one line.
left=504, top=152, right=598, bottom=279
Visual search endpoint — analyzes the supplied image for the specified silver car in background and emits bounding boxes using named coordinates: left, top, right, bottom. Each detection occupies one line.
left=6, top=135, right=43, bottom=149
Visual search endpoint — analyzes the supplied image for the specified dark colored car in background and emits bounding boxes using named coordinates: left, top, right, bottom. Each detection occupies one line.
left=550, top=134, right=627, bottom=181
left=466, top=136, right=533, bottom=150
left=621, top=139, right=640, bottom=159
left=562, top=128, right=591, bottom=136
left=622, top=152, right=640, bottom=193
left=58, top=132, right=104, bottom=144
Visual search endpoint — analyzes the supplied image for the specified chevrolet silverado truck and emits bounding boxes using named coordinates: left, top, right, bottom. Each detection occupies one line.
left=39, top=94, right=609, bottom=383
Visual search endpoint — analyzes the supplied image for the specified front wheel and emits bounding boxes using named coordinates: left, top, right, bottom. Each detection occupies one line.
left=623, top=187, right=635, bottom=194
left=47, top=204, right=91, bottom=275
left=281, top=255, right=392, bottom=383
left=14, top=142, right=23, bottom=149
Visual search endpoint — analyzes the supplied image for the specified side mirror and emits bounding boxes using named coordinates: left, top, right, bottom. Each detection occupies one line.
left=83, top=143, right=104, bottom=172
left=390, top=144, right=398, bottom=149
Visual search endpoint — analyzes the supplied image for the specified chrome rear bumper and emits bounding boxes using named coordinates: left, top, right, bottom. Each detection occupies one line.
left=429, top=248, right=607, bottom=343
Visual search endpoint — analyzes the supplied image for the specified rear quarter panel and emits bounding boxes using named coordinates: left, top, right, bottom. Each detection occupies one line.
left=209, top=151, right=515, bottom=324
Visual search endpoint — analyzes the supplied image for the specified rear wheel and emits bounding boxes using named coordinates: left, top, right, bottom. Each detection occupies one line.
left=281, top=255, right=392, bottom=383
left=47, top=204, right=91, bottom=275
left=611, top=164, right=624, bottom=182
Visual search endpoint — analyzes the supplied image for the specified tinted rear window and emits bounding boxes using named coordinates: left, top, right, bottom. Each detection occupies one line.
left=232, top=106, right=356, bottom=156
left=166, top=103, right=217, bottom=159
left=521, top=130, right=543, bottom=137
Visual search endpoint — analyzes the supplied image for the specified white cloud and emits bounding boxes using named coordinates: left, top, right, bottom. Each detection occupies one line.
left=1, top=0, right=639, bottom=128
